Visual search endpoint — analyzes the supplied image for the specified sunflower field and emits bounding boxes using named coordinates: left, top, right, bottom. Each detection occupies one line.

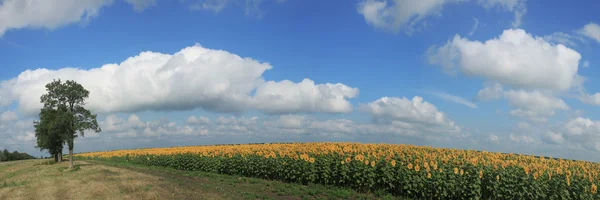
left=76, top=142, right=600, bottom=199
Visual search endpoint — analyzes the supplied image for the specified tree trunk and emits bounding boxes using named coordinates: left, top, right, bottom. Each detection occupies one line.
left=54, top=153, right=58, bottom=162
left=58, top=153, right=62, bottom=163
left=69, top=148, right=74, bottom=169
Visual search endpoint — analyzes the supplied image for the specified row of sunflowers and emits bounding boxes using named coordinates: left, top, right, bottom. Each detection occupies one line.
left=76, top=142, right=599, bottom=199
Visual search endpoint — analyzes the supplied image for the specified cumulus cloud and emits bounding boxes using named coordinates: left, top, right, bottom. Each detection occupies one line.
left=577, top=22, right=600, bottom=44
left=509, top=134, right=537, bottom=144
left=100, top=114, right=210, bottom=138
left=360, top=96, right=459, bottom=131
left=560, top=117, right=600, bottom=151
left=0, top=0, right=115, bottom=36
left=0, top=44, right=358, bottom=116
left=428, top=29, right=582, bottom=91
left=356, top=0, right=449, bottom=33
left=92, top=112, right=463, bottom=140
left=504, top=90, right=569, bottom=122
left=264, top=114, right=310, bottom=129
left=186, top=116, right=211, bottom=125
left=475, top=82, right=503, bottom=101
left=356, top=0, right=526, bottom=34
left=0, top=0, right=283, bottom=37
left=542, top=131, right=564, bottom=144
left=254, top=79, right=359, bottom=114
left=579, top=93, right=600, bottom=106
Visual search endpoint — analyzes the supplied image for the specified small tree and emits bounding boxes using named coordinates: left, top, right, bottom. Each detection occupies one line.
left=34, top=107, right=68, bottom=162
left=36, top=79, right=101, bottom=168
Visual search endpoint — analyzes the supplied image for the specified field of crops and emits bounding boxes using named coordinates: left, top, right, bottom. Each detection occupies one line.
left=77, top=142, right=600, bottom=199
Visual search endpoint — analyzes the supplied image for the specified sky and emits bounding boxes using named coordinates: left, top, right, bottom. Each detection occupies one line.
left=1, top=0, right=600, bottom=161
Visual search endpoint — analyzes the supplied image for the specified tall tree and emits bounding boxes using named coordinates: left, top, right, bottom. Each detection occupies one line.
left=37, top=79, right=101, bottom=168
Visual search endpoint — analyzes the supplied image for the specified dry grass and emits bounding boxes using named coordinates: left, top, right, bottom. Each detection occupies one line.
left=0, top=160, right=187, bottom=200
left=0, top=159, right=391, bottom=200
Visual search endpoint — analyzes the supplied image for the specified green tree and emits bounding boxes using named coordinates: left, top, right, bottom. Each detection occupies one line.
left=34, top=107, right=68, bottom=162
left=36, top=79, right=101, bottom=168
left=0, top=149, right=7, bottom=161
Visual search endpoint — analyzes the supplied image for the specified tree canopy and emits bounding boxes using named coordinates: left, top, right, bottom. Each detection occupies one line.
left=0, top=149, right=36, bottom=162
left=33, top=79, right=101, bottom=167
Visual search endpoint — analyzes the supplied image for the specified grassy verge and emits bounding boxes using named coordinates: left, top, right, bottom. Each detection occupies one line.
left=0, top=159, right=404, bottom=200
left=88, top=160, right=402, bottom=200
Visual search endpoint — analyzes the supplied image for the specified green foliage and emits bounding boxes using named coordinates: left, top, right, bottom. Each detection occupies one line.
left=34, top=79, right=101, bottom=165
left=0, top=149, right=36, bottom=162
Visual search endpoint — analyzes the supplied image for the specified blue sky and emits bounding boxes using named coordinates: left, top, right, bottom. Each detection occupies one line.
left=1, top=0, right=600, bottom=161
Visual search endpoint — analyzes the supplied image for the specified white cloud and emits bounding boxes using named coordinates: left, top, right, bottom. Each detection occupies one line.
left=488, top=134, right=499, bottom=143
left=264, top=114, right=310, bottom=129
left=577, top=22, right=600, bottom=44
left=542, top=131, right=564, bottom=144
left=356, top=0, right=449, bottom=34
left=0, top=0, right=283, bottom=37
left=468, top=18, right=479, bottom=36
left=565, top=117, right=595, bottom=136
left=186, top=116, right=211, bottom=124
left=561, top=117, right=600, bottom=151
left=509, top=134, right=536, bottom=144
left=476, top=0, right=526, bottom=27
left=254, top=79, right=359, bottom=114
left=578, top=92, right=600, bottom=106
left=0, top=0, right=115, bottom=37
left=99, top=114, right=211, bottom=138
left=428, top=29, right=581, bottom=91
left=124, top=0, right=157, bottom=11
left=13, top=131, right=35, bottom=143
left=0, top=111, right=17, bottom=122
left=188, top=0, right=283, bottom=17
left=475, top=82, right=503, bottom=101
left=426, top=91, right=477, bottom=108
left=543, top=32, right=584, bottom=47
left=0, top=44, right=358, bottom=116
left=504, top=90, right=569, bottom=122
left=356, top=0, right=526, bottom=34
left=360, top=96, right=458, bottom=129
